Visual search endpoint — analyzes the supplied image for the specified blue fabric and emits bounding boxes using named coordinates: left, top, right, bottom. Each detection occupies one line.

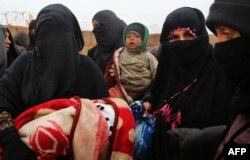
left=130, top=100, right=155, bottom=160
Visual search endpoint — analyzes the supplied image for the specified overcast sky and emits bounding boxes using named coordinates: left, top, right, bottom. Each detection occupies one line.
left=0, top=0, right=214, bottom=33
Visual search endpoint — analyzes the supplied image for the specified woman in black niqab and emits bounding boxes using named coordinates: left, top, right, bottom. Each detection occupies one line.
left=28, top=19, right=36, bottom=50
left=150, top=7, right=235, bottom=160
left=0, top=25, right=7, bottom=77
left=90, top=10, right=126, bottom=73
left=0, top=4, right=108, bottom=160
left=6, top=28, right=20, bottom=67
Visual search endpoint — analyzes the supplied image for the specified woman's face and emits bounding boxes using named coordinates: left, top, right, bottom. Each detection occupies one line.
left=215, top=25, right=240, bottom=42
left=4, top=32, right=11, bottom=52
left=30, top=29, right=36, bottom=37
left=92, top=19, right=100, bottom=28
left=167, top=30, right=197, bottom=42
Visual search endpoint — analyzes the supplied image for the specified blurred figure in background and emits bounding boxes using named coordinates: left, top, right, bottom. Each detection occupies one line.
left=28, top=19, right=36, bottom=50
left=14, top=31, right=30, bottom=54
left=5, top=28, right=20, bottom=67
left=0, top=25, right=7, bottom=77
left=148, top=45, right=161, bottom=60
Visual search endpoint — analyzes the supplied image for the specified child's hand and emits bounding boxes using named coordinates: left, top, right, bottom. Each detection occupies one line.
left=109, top=64, right=115, bottom=77
left=143, top=101, right=152, bottom=117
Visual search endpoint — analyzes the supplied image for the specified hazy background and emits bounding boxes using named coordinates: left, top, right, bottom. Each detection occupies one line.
left=0, top=0, right=214, bottom=33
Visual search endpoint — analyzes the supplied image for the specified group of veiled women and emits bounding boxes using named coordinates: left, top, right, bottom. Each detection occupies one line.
left=0, top=0, right=249, bottom=159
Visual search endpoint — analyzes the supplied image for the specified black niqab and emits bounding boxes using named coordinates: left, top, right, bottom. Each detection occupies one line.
left=6, top=29, right=20, bottom=67
left=0, top=25, right=6, bottom=77
left=214, top=36, right=250, bottom=114
left=91, top=10, right=126, bottom=73
left=152, top=7, right=211, bottom=109
left=0, top=4, right=108, bottom=117
left=151, top=7, right=235, bottom=160
left=28, top=19, right=36, bottom=49
left=27, top=3, right=84, bottom=104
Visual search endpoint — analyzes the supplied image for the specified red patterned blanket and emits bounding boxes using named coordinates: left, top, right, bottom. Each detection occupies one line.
left=12, top=97, right=135, bottom=160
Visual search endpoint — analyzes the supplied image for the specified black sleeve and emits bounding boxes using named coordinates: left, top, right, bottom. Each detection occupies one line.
left=165, top=125, right=226, bottom=160
left=0, top=126, right=36, bottom=160
left=142, top=80, right=154, bottom=102
left=0, top=54, right=30, bottom=117
left=76, top=55, right=109, bottom=99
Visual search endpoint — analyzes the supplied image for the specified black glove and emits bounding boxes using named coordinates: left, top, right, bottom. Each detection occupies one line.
left=0, top=126, right=36, bottom=160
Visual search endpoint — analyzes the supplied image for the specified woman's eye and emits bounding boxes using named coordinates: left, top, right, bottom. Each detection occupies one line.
left=184, top=33, right=195, bottom=39
left=186, top=34, right=193, bottom=38
left=168, top=35, right=178, bottom=42
left=223, top=31, right=232, bottom=37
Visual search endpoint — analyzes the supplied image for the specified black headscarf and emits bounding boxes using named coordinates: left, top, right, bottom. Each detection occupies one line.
left=0, top=25, right=7, bottom=77
left=152, top=7, right=210, bottom=108
left=206, top=0, right=250, bottom=115
left=206, top=0, right=250, bottom=36
left=28, top=19, right=36, bottom=50
left=91, top=10, right=126, bottom=73
left=0, top=4, right=108, bottom=117
left=151, top=7, right=235, bottom=160
left=6, top=29, right=20, bottom=68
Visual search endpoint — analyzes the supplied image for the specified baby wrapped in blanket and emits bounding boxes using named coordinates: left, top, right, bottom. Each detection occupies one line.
left=14, top=97, right=135, bottom=160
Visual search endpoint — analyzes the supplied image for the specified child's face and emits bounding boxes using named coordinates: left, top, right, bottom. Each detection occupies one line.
left=125, top=32, right=142, bottom=50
